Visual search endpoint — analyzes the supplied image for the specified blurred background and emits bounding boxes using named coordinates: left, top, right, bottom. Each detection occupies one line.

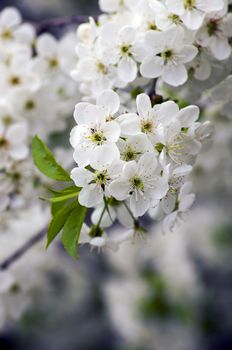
left=0, top=1, right=231, bottom=350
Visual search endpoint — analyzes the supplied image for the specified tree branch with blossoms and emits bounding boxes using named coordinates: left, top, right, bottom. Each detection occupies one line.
left=1, top=0, right=231, bottom=262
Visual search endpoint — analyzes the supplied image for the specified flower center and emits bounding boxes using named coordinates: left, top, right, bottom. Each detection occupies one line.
left=3, top=115, right=12, bottom=125
left=122, top=146, right=141, bottom=161
left=0, top=136, right=8, bottom=147
left=161, top=49, right=174, bottom=63
left=25, top=100, right=36, bottom=110
left=10, top=75, right=21, bottom=86
left=184, top=0, right=195, bottom=10
left=131, top=176, right=144, bottom=191
left=94, top=170, right=108, bottom=188
left=168, top=14, right=181, bottom=25
left=1, top=29, right=13, bottom=40
left=148, top=22, right=157, bottom=30
left=49, top=57, right=59, bottom=68
left=207, top=20, right=219, bottom=36
left=96, top=61, right=107, bottom=74
left=141, top=119, right=153, bottom=134
left=120, top=44, right=132, bottom=56
left=155, top=142, right=165, bottom=153
left=89, top=130, right=106, bottom=145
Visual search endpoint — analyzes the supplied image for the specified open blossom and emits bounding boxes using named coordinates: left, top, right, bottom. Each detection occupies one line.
left=71, top=160, right=123, bottom=208
left=98, top=24, right=140, bottom=83
left=161, top=182, right=196, bottom=233
left=118, top=93, right=180, bottom=141
left=196, top=12, right=232, bottom=60
left=149, top=0, right=184, bottom=31
left=140, top=27, right=198, bottom=86
left=0, top=7, right=35, bottom=47
left=165, top=0, right=224, bottom=30
left=0, top=121, right=28, bottom=168
left=99, top=0, right=136, bottom=13
left=70, top=90, right=121, bottom=168
left=109, top=153, right=168, bottom=217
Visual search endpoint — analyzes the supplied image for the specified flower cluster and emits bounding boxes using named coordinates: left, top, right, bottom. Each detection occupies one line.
left=72, top=0, right=231, bottom=99
left=0, top=7, right=78, bottom=222
left=70, top=89, right=210, bottom=247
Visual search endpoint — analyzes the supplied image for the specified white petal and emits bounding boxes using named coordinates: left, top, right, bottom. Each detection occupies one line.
left=79, top=184, right=103, bottom=208
left=9, top=145, right=28, bottom=160
left=166, top=0, right=184, bottom=15
left=182, top=9, right=204, bottom=30
left=109, top=179, right=129, bottom=200
left=179, top=45, right=198, bottom=63
left=162, top=64, right=187, bottom=86
left=210, top=37, right=231, bottom=61
left=117, top=113, right=141, bottom=136
left=97, top=90, right=120, bottom=115
left=136, top=93, right=151, bottom=119
left=130, top=192, right=150, bottom=217
left=36, top=33, right=57, bottom=56
left=73, top=142, right=93, bottom=167
left=102, top=120, right=120, bottom=142
left=162, top=211, right=178, bottom=233
left=156, top=101, right=179, bottom=124
left=6, top=123, right=28, bottom=143
left=119, top=26, right=135, bottom=43
left=138, top=152, right=157, bottom=176
left=198, top=0, right=224, bottom=12
left=70, top=167, right=93, bottom=187
left=140, top=55, right=163, bottom=78
left=118, top=57, right=137, bottom=83
left=179, top=194, right=195, bottom=211
left=90, top=143, right=120, bottom=170
left=0, top=7, right=21, bottom=28
left=73, top=102, right=91, bottom=124
left=178, top=105, right=199, bottom=126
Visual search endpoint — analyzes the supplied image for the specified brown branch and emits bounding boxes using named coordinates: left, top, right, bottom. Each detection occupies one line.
left=35, top=15, right=91, bottom=35
left=0, top=228, right=47, bottom=270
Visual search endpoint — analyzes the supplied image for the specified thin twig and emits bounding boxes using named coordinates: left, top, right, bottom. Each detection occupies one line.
left=148, top=78, right=157, bottom=98
left=0, top=228, right=47, bottom=270
left=35, top=15, right=90, bottom=35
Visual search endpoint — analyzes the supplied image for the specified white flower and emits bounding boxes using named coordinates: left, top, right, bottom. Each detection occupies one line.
left=149, top=0, right=183, bottom=31
left=0, top=7, right=35, bottom=47
left=98, top=24, right=139, bottom=83
left=140, top=27, right=198, bottom=86
left=70, top=90, right=121, bottom=168
left=196, top=13, right=232, bottom=61
left=0, top=51, right=40, bottom=94
left=162, top=181, right=196, bottom=233
left=209, top=75, right=232, bottom=118
left=117, top=134, right=153, bottom=162
left=166, top=0, right=224, bottom=30
left=0, top=121, right=29, bottom=167
left=109, top=153, right=168, bottom=216
left=99, top=0, right=136, bottom=13
left=188, top=50, right=212, bottom=80
left=71, top=160, right=123, bottom=208
left=118, top=93, right=180, bottom=141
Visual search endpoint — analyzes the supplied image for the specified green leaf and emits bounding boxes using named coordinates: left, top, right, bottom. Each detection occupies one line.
left=47, top=200, right=78, bottom=248
left=42, top=191, right=79, bottom=203
left=51, top=201, right=67, bottom=217
left=47, top=186, right=79, bottom=196
left=61, top=204, right=87, bottom=259
left=32, top=135, right=71, bottom=182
